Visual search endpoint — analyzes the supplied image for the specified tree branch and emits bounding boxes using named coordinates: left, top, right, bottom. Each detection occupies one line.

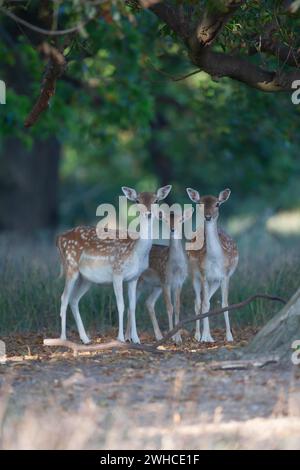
left=24, top=43, right=67, bottom=128
left=193, top=0, right=246, bottom=49
left=44, top=293, right=286, bottom=356
left=190, top=47, right=300, bottom=91
left=147, top=1, right=300, bottom=92
left=0, top=5, right=90, bottom=36
left=148, top=0, right=191, bottom=39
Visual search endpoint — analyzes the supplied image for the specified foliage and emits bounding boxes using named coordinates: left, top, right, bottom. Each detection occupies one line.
left=1, top=0, right=300, bottom=225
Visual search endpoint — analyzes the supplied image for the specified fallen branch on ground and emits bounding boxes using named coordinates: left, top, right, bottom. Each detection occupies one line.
left=209, top=356, right=280, bottom=370
left=43, top=338, right=161, bottom=356
left=44, top=293, right=286, bottom=356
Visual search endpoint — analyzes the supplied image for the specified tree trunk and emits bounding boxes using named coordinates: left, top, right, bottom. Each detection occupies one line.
left=247, top=288, right=300, bottom=361
left=0, top=137, right=60, bottom=231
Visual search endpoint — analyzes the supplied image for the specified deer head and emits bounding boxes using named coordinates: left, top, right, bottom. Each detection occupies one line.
left=122, top=185, right=172, bottom=220
left=186, top=188, right=231, bottom=222
left=161, top=207, right=194, bottom=238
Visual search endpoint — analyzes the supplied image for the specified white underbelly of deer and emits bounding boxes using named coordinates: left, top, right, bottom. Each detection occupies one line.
left=122, top=249, right=150, bottom=282
left=79, top=254, right=113, bottom=283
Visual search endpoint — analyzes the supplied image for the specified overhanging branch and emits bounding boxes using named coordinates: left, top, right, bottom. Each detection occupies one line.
left=194, top=0, right=246, bottom=48
left=24, top=43, right=67, bottom=128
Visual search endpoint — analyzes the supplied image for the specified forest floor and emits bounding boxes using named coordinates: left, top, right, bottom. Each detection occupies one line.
left=1, top=327, right=300, bottom=450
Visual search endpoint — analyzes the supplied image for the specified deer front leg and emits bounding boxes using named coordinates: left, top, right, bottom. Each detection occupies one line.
left=201, top=279, right=214, bottom=343
left=221, top=277, right=233, bottom=342
left=173, top=286, right=182, bottom=344
left=125, top=312, right=131, bottom=342
left=113, top=275, right=125, bottom=342
left=163, top=285, right=174, bottom=333
left=127, top=279, right=140, bottom=344
left=192, top=275, right=202, bottom=341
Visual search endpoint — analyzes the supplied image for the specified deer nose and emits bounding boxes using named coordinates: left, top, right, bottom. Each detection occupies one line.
left=205, top=215, right=212, bottom=221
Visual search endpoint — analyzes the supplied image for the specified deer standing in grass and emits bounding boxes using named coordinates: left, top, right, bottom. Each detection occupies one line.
left=126, top=208, right=193, bottom=344
left=186, top=188, right=238, bottom=342
left=56, top=185, right=172, bottom=344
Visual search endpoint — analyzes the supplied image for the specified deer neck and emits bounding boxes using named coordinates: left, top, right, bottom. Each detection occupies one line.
left=169, top=235, right=184, bottom=256
left=168, top=235, right=187, bottom=267
left=205, top=220, right=222, bottom=258
left=136, top=216, right=154, bottom=254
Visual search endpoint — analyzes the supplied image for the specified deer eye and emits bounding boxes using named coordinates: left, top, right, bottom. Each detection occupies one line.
left=136, top=199, right=140, bottom=204
left=216, top=202, right=220, bottom=208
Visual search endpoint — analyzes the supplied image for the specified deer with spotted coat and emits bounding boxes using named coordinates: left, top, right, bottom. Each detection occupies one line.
left=125, top=207, right=194, bottom=344
left=56, top=185, right=172, bottom=345
left=186, top=188, right=238, bottom=343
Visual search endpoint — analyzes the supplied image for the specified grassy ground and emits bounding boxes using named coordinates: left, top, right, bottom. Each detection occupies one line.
left=0, top=219, right=299, bottom=337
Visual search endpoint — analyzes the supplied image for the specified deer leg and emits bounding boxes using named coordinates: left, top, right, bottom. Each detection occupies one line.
left=127, top=279, right=140, bottom=344
left=201, top=279, right=214, bottom=342
left=201, top=281, right=220, bottom=342
left=163, top=285, right=173, bottom=333
left=113, top=275, right=125, bottom=342
left=145, top=286, right=163, bottom=341
left=60, top=272, right=79, bottom=341
left=192, top=275, right=202, bottom=342
left=221, top=277, right=233, bottom=342
left=125, top=279, right=143, bottom=341
left=69, top=276, right=92, bottom=344
left=173, top=286, right=183, bottom=344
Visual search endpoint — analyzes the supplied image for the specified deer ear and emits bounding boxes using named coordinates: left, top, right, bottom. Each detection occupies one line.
left=186, top=188, right=200, bottom=203
left=122, top=186, right=138, bottom=201
left=218, top=188, right=231, bottom=204
left=156, top=185, right=172, bottom=201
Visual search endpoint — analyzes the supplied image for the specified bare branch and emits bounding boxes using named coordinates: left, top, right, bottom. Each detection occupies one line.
left=24, top=43, right=67, bottom=128
left=154, top=293, right=286, bottom=346
left=43, top=338, right=162, bottom=355
left=0, top=5, right=90, bottom=36
left=44, top=294, right=286, bottom=356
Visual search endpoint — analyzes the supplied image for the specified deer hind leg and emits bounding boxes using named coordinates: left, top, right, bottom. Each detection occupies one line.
left=113, top=275, right=125, bottom=342
left=60, top=271, right=79, bottom=341
left=192, top=275, right=202, bottom=342
left=69, top=276, right=92, bottom=344
left=127, top=279, right=140, bottom=344
left=221, top=277, right=233, bottom=342
left=145, top=286, right=163, bottom=341
left=173, top=285, right=183, bottom=344
left=201, top=280, right=219, bottom=343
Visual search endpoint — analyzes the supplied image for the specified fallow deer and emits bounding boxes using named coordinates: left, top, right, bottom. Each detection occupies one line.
left=56, top=185, right=172, bottom=345
left=186, top=188, right=238, bottom=342
left=125, top=208, right=193, bottom=344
